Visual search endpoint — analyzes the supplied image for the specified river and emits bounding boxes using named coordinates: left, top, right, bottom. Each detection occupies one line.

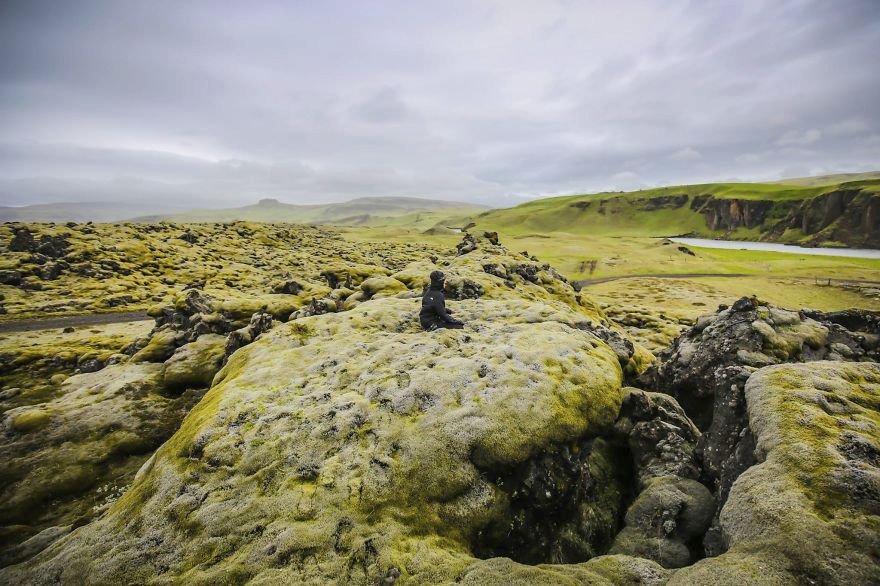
left=668, top=238, right=880, bottom=259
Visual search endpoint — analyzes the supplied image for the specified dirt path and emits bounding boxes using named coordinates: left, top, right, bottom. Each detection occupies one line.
left=573, top=273, right=752, bottom=288
left=0, top=310, right=152, bottom=334
left=573, top=273, right=880, bottom=289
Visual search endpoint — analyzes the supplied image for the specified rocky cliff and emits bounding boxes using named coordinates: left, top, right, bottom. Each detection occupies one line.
left=688, top=184, right=880, bottom=248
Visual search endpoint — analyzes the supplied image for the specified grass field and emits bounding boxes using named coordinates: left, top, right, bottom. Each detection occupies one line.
left=344, top=223, right=880, bottom=348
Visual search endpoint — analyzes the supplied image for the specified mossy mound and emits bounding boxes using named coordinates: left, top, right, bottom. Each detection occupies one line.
left=670, top=361, right=880, bottom=585
left=0, top=363, right=206, bottom=550
left=0, top=288, right=650, bottom=583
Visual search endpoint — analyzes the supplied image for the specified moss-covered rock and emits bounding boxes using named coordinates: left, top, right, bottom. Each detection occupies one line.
left=641, top=296, right=879, bottom=553
left=0, top=222, right=444, bottom=321
left=609, top=476, right=712, bottom=568
left=0, top=363, right=206, bottom=553
left=162, top=334, right=227, bottom=391
left=0, top=291, right=635, bottom=583
left=129, top=328, right=179, bottom=363
left=669, top=361, right=880, bottom=585
left=0, top=230, right=655, bottom=580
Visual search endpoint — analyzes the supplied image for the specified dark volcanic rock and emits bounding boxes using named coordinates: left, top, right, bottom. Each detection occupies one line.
left=8, top=228, right=35, bottom=252
left=473, top=437, right=633, bottom=565
left=614, top=388, right=701, bottom=487
left=609, top=389, right=709, bottom=568
left=637, top=194, right=689, bottom=211
left=701, top=199, right=774, bottom=231
left=640, top=296, right=879, bottom=555
left=444, top=277, right=484, bottom=300
left=692, top=187, right=880, bottom=248
left=456, top=233, right=478, bottom=255
left=225, top=310, right=274, bottom=358
left=272, top=279, right=304, bottom=295
left=0, top=270, right=22, bottom=286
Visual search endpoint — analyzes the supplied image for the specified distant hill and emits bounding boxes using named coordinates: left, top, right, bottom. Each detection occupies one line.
left=131, top=196, right=487, bottom=225
left=774, top=170, right=880, bottom=186
left=0, top=202, right=188, bottom=223
left=463, top=180, right=880, bottom=248
left=0, top=197, right=487, bottom=226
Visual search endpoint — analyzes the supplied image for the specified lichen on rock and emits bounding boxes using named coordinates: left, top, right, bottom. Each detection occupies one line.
left=669, top=361, right=880, bottom=585
left=0, top=234, right=658, bottom=584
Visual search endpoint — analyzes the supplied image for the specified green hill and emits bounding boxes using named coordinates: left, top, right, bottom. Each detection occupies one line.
left=462, top=180, right=880, bottom=248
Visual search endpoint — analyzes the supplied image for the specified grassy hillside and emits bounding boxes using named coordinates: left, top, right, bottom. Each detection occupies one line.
left=461, top=179, right=880, bottom=244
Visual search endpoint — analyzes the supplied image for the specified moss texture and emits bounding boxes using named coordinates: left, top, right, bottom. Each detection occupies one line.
left=0, top=234, right=658, bottom=584
left=670, top=361, right=880, bottom=585
left=0, top=222, right=446, bottom=320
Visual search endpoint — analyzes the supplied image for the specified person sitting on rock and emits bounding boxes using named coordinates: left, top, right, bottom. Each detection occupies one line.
left=420, top=270, right=464, bottom=331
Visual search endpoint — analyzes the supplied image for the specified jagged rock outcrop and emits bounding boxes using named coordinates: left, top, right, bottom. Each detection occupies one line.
left=608, top=388, right=709, bottom=568
left=691, top=197, right=774, bottom=231
left=669, top=362, right=880, bottom=585
left=640, top=296, right=879, bottom=555
left=769, top=187, right=880, bottom=247
left=562, top=184, right=880, bottom=247
left=224, top=310, right=275, bottom=358
left=614, top=388, right=701, bottom=487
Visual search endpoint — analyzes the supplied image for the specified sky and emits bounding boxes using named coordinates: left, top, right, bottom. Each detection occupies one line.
left=1, top=0, right=879, bottom=208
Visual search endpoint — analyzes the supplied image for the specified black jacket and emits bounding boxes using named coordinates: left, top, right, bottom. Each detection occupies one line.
left=419, top=285, right=462, bottom=330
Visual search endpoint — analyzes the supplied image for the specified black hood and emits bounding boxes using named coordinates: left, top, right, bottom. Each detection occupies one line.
left=429, top=270, right=445, bottom=289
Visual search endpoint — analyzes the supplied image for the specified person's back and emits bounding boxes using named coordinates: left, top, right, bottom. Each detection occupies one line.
left=420, top=270, right=464, bottom=330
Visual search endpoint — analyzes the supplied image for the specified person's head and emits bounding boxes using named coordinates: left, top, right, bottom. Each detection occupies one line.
left=429, top=270, right=446, bottom=289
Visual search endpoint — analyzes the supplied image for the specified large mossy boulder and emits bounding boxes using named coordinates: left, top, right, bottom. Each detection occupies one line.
left=0, top=295, right=641, bottom=584
left=670, top=361, right=880, bottom=585
left=0, top=363, right=204, bottom=556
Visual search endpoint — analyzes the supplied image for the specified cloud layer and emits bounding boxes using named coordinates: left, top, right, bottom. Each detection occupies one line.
left=1, top=0, right=878, bottom=207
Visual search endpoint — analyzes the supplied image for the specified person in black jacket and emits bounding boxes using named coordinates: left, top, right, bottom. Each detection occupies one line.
left=420, top=270, right=464, bottom=330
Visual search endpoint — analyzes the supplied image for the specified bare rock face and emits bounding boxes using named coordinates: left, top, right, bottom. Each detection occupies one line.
left=690, top=186, right=880, bottom=248
left=608, top=388, right=708, bottom=568
left=640, top=296, right=879, bottom=555
left=614, top=388, right=701, bottom=487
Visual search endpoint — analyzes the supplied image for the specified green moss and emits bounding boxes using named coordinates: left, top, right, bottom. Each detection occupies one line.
left=672, top=362, right=880, bottom=585
left=10, top=409, right=51, bottom=432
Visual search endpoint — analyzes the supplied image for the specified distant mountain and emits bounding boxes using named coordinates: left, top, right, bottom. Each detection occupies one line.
left=130, top=196, right=488, bottom=225
left=0, top=196, right=488, bottom=225
left=774, top=170, right=880, bottom=186
left=0, top=201, right=188, bottom=223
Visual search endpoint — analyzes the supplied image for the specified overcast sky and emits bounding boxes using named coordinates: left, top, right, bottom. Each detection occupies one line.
left=1, top=0, right=878, bottom=208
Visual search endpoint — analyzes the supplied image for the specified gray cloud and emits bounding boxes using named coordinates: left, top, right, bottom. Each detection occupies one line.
left=1, top=0, right=878, bottom=207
